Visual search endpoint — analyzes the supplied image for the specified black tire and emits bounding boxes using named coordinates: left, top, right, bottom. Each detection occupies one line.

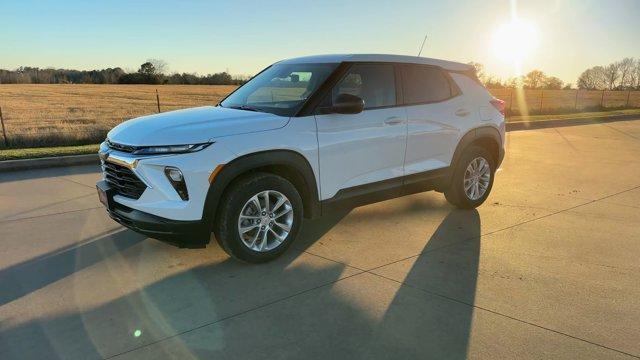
left=214, top=172, right=303, bottom=263
left=444, top=145, right=495, bottom=209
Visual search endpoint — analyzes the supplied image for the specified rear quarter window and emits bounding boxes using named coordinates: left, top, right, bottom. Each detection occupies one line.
left=402, top=65, right=455, bottom=104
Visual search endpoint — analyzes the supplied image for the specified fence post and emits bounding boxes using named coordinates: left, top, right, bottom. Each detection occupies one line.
left=601, top=90, right=606, bottom=108
left=626, top=90, right=631, bottom=108
left=0, top=106, right=8, bottom=148
left=574, top=89, right=579, bottom=111
left=509, top=88, right=514, bottom=114
left=539, top=90, right=544, bottom=113
left=510, top=88, right=513, bottom=114
left=156, top=89, right=161, bottom=113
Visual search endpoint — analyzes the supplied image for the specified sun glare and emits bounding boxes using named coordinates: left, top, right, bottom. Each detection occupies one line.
left=492, top=19, right=538, bottom=64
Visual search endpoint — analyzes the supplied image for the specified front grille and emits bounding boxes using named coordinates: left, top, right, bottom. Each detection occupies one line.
left=103, top=161, right=147, bottom=199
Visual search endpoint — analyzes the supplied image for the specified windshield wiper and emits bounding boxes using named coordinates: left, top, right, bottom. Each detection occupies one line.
left=225, top=105, right=263, bottom=113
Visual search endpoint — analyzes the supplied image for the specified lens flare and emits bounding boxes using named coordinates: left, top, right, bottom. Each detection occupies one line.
left=492, top=19, right=538, bottom=63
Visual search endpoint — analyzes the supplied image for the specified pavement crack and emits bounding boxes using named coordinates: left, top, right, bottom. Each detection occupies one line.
left=0, top=206, right=103, bottom=223
left=366, top=271, right=640, bottom=359
left=59, top=176, right=96, bottom=189
left=296, top=247, right=367, bottom=273
left=362, top=183, right=640, bottom=274
left=0, top=192, right=96, bottom=221
left=104, top=270, right=365, bottom=359
left=602, top=123, right=640, bottom=141
left=125, top=181, right=640, bottom=360
left=554, top=127, right=578, bottom=151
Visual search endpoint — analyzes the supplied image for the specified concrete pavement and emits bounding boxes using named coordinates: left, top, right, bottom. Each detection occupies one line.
left=1, top=120, right=640, bottom=359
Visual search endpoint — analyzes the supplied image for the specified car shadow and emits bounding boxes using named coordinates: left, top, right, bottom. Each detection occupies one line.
left=0, top=228, right=145, bottom=307
left=0, top=201, right=482, bottom=359
left=367, top=209, right=481, bottom=359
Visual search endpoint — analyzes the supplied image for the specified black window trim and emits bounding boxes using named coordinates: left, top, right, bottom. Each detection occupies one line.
left=399, top=63, right=462, bottom=107
left=298, top=61, right=464, bottom=117
left=296, top=62, right=351, bottom=117
left=304, top=61, right=405, bottom=116
left=318, top=61, right=402, bottom=113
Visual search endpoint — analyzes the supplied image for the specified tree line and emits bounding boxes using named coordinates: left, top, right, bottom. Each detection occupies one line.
left=470, top=57, right=640, bottom=90
left=3, top=57, right=639, bottom=90
left=0, top=59, right=248, bottom=85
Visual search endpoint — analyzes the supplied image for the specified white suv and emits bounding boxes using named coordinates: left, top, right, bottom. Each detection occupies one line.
left=97, top=54, right=505, bottom=263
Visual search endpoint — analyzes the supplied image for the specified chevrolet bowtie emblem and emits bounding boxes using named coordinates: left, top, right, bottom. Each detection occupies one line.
left=98, top=151, right=110, bottom=162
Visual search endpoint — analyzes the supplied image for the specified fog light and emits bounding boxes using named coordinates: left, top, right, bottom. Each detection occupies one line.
left=164, top=167, right=189, bottom=200
left=167, top=168, right=183, bottom=182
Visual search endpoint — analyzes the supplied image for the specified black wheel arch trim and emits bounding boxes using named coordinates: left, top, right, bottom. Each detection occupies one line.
left=450, top=126, right=504, bottom=175
left=201, top=150, right=321, bottom=239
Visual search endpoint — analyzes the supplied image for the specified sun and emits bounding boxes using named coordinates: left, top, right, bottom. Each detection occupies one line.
left=492, top=19, right=538, bottom=64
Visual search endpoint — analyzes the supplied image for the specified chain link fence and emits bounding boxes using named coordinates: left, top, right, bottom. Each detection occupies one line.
left=489, top=89, right=640, bottom=115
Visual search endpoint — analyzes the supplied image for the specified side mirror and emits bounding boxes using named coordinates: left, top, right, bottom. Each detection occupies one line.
left=320, top=93, right=364, bottom=115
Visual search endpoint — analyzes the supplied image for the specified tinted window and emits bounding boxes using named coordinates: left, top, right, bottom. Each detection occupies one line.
left=402, top=66, right=452, bottom=104
left=332, top=64, right=396, bottom=109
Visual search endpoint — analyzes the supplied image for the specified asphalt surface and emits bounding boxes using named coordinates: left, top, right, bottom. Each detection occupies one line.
left=1, top=120, right=640, bottom=360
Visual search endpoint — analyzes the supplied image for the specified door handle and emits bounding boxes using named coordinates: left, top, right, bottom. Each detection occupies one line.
left=455, top=109, right=470, bottom=117
left=384, top=116, right=404, bottom=125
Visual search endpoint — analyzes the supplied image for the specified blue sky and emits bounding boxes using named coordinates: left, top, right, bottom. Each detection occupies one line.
left=1, top=0, right=639, bottom=84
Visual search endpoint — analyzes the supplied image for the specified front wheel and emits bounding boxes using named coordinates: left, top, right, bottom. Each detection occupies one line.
left=444, top=146, right=495, bottom=209
left=214, top=173, right=303, bottom=263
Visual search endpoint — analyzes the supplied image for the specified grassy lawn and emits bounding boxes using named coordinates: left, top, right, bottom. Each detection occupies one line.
left=0, top=144, right=99, bottom=161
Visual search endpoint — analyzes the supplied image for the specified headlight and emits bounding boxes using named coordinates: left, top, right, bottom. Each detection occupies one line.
left=132, top=142, right=212, bottom=155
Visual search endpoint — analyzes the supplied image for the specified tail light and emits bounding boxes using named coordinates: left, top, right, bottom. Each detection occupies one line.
left=490, top=98, right=505, bottom=116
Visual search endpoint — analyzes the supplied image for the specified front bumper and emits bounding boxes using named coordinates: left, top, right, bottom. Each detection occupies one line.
left=98, top=180, right=210, bottom=248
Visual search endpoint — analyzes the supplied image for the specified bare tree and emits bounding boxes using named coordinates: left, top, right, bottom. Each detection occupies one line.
left=523, top=70, right=546, bottom=89
left=617, top=58, right=635, bottom=88
left=544, top=76, right=564, bottom=90
left=505, top=77, right=522, bottom=88
left=631, top=59, right=640, bottom=89
left=467, top=62, right=486, bottom=83
left=577, top=66, right=606, bottom=90
left=603, top=62, right=622, bottom=89
left=146, top=59, right=168, bottom=75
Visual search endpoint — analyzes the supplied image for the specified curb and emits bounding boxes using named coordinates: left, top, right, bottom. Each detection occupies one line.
left=0, top=114, right=638, bottom=173
left=505, top=114, right=639, bottom=131
left=0, top=154, right=99, bottom=172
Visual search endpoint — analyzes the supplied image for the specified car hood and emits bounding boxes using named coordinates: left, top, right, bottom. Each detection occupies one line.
left=107, top=106, right=290, bottom=146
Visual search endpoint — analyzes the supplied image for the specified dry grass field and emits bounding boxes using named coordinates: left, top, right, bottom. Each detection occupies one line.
left=0, top=84, right=237, bottom=148
left=0, top=84, right=639, bottom=149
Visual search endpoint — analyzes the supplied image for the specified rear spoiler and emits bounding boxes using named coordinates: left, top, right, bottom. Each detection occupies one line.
left=447, top=68, right=483, bottom=86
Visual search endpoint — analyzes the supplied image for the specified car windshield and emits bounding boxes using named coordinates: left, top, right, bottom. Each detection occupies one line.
left=220, top=63, right=338, bottom=116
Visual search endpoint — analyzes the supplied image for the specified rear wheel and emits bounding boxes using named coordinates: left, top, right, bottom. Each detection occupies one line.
left=214, top=172, right=303, bottom=263
left=444, top=145, right=495, bottom=209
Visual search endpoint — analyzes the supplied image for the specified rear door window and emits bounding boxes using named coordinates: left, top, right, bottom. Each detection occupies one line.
left=402, top=65, right=453, bottom=104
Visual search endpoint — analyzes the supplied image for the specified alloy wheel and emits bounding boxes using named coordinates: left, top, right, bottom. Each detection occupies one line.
left=463, top=157, right=491, bottom=201
left=237, top=190, right=294, bottom=252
